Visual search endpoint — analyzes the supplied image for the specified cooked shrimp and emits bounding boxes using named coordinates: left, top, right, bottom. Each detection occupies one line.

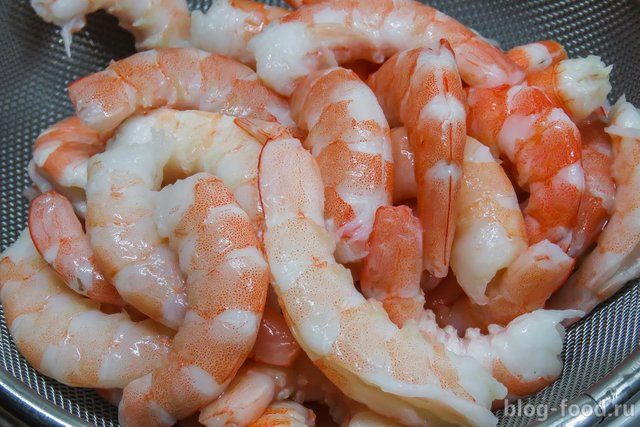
left=527, top=55, right=612, bottom=122
left=390, top=127, right=417, bottom=203
left=290, top=67, right=393, bottom=263
left=252, top=306, right=301, bottom=367
left=549, top=97, right=640, bottom=315
left=86, top=109, right=264, bottom=328
left=254, top=121, right=505, bottom=426
left=119, top=173, right=268, bottom=426
left=29, top=116, right=107, bottom=216
left=28, top=191, right=123, bottom=306
left=68, top=48, right=295, bottom=134
left=192, top=0, right=288, bottom=65
left=506, top=40, right=567, bottom=76
left=569, top=111, right=615, bottom=257
left=30, top=0, right=191, bottom=56
left=0, top=230, right=171, bottom=389
left=368, top=45, right=466, bottom=278
left=249, top=401, right=316, bottom=427
left=249, top=0, right=524, bottom=95
left=450, top=137, right=528, bottom=305
left=467, top=84, right=584, bottom=249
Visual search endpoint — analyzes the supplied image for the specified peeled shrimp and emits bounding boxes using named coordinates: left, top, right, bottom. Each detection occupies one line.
left=249, top=0, right=524, bottom=95
left=467, top=84, right=585, bottom=249
left=290, top=67, right=393, bottom=263
left=192, top=0, right=287, bottom=65
left=68, top=48, right=295, bottom=134
left=255, top=122, right=505, bottom=426
left=0, top=230, right=171, bottom=389
left=368, top=45, right=466, bottom=278
left=252, top=306, right=301, bottom=368
left=390, top=127, right=417, bottom=204
left=30, top=0, right=191, bottom=56
left=119, top=173, right=268, bottom=426
left=28, top=191, right=123, bottom=306
left=549, top=97, right=640, bottom=314
left=506, top=40, right=567, bottom=76
left=249, top=401, right=315, bottom=427
left=526, top=55, right=612, bottom=122
left=29, top=116, right=107, bottom=216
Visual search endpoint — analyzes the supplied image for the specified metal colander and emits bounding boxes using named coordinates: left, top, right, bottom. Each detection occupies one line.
left=0, top=0, right=639, bottom=426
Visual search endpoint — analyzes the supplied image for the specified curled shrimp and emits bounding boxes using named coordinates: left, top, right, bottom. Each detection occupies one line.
left=467, top=83, right=585, bottom=250
left=0, top=230, right=171, bottom=389
left=191, top=0, right=288, bottom=65
left=28, top=191, right=123, bottom=306
left=86, top=109, right=265, bottom=328
left=30, top=0, right=191, bottom=56
left=249, top=401, right=316, bottom=427
left=68, top=48, right=295, bottom=134
left=290, top=67, right=393, bottom=263
left=368, top=45, right=466, bottom=278
left=549, top=97, right=640, bottom=315
left=119, top=173, right=269, bottom=426
left=506, top=40, right=567, bottom=76
left=248, top=0, right=523, bottom=95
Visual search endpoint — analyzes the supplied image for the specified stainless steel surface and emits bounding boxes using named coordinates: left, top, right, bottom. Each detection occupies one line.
left=0, top=0, right=639, bottom=426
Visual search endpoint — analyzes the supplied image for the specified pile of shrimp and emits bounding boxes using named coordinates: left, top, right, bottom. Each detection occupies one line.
left=1, top=0, right=639, bottom=425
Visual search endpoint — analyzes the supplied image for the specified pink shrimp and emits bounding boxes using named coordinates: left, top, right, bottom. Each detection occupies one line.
left=251, top=306, right=301, bottom=368
left=119, top=173, right=269, bottom=426
left=249, top=401, right=316, bottom=427
left=289, top=67, right=393, bottom=263
left=506, top=40, right=567, bottom=76
left=467, top=84, right=585, bottom=249
left=548, top=97, right=640, bottom=315
left=28, top=191, right=123, bottom=306
left=68, top=48, right=295, bottom=134
left=0, top=230, right=171, bottom=389
left=249, top=0, right=524, bottom=95
left=390, top=127, right=418, bottom=204
left=568, top=111, right=616, bottom=257
left=368, top=45, right=466, bottom=278
left=31, top=0, right=191, bottom=56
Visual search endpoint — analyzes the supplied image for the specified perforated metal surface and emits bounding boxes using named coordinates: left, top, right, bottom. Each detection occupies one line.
left=0, top=1, right=638, bottom=426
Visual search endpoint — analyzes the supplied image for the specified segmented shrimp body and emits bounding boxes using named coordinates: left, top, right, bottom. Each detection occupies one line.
left=86, top=110, right=265, bottom=328
left=31, top=0, right=191, bottom=55
left=549, top=98, right=640, bottom=314
left=192, top=0, right=288, bottom=66
left=68, top=48, right=295, bottom=134
left=28, top=191, right=123, bottom=306
left=249, top=401, right=316, bottom=427
left=368, top=46, right=466, bottom=278
left=119, top=174, right=268, bottom=426
left=467, top=84, right=585, bottom=249
left=29, top=116, right=107, bottom=216
left=506, top=40, right=567, bottom=76
left=249, top=0, right=524, bottom=95
left=290, top=67, right=393, bottom=263
left=0, top=230, right=171, bottom=389
left=255, top=124, right=505, bottom=426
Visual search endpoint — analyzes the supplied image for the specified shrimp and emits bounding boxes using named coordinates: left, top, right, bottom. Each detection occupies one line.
left=0, top=230, right=171, bottom=389
left=252, top=306, right=301, bottom=367
left=191, top=0, right=288, bottom=66
left=30, top=0, right=191, bottom=56
left=253, top=121, right=505, bottom=426
left=390, top=127, right=417, bottom=204
left=28, top=191, right=123, bottom=306
left=86, top=109, right=265, bottom=328
left=68, top=48, right=295, bottom=134
left=568, top=112, right=615, bottom=257
left=289, top=67, right=393, bottom=263
left=248, top=0, right=524, bottom=96
left=467, top=83, right=585, bottom=249
left=450, top=137, right=528, bottom=305
left=526, top=55, right=612, bottom=122
left=249, top=401, right=316, bottom=427
left=506, top=40, right=567, bottom=76
left=548, top=97, right=640, bottom=315
left=368, top=45, right=466, bottom=278
left=29, top=116, right=108, bottom=217
left=119, top=173, right=269, bottom=426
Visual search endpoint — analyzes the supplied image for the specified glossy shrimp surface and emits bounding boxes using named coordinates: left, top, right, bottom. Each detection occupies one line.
left=119, top=174, right=268, bottom=426
left=506, top=40, right=567, bottom=76
left=369, top=46, right=466, bottom=278
left=290, top=67, right=393, bottom=263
